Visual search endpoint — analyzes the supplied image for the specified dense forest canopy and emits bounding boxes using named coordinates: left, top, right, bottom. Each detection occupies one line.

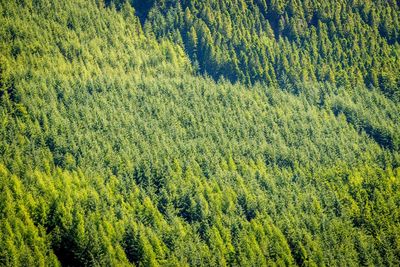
left=140, top=0, right=400, bottom=98
left=0, top=0, right=399, bottom=266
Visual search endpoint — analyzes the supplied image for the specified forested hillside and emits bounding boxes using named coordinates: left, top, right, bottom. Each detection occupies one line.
left=138, top=0, right=400, bottom=99
left=0, top=0, right=399, bottom=266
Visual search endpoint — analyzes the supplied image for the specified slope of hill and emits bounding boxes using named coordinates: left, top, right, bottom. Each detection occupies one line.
left=140, top=0, right=400, bottom=99
left=0, top=0, right=399, bottom=266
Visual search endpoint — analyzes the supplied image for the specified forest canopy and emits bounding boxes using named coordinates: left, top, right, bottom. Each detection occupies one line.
left=0, top=0, right=399, bottom=266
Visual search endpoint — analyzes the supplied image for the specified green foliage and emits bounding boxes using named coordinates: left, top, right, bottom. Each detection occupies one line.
left=0, top=0, right=399, bottom=266
left=141, top=0, right=400, bottom=98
